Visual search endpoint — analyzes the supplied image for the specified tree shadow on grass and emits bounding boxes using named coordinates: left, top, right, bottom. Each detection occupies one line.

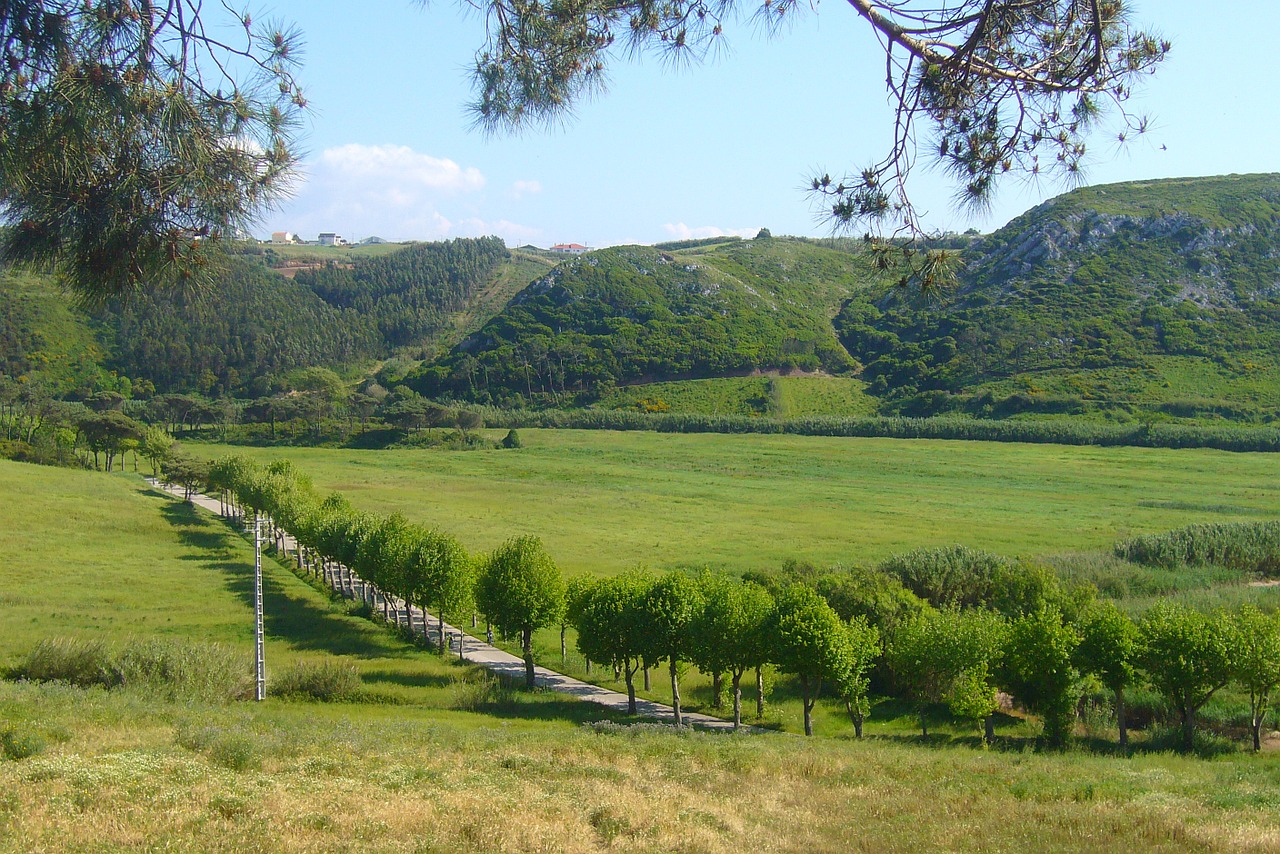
left=157, top=501, right=419, bottom=661
left=361, top=668, right=455, bottom=691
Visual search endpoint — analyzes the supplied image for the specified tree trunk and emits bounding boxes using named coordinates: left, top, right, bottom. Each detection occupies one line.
left=624, top=664, right=637, bottom=715
left=801, top=675, right=814, bottom=737
left=1181, top=706, right=1195, bottom=752
left=711, top=671, right=723, bottom=710
left=439, top=611, right=447, bottom=654
left=670, top=657, right=683, bottom=728
left=643, top=667, right=651, bottom=691
left=560, top=626, right=567, bottom=663
left=845, top=700, right=865, bottom=738
left=756, top=667, right=765, bottom=719
left=522, top=627, right=535, bottom=689
left=1252, top=689, right=1266, bottom=753
left=1116, top=686, right=1128, bottom=749
left=732, top=672, right=743, bottom=731
left=984, top=714, right=995, bottom=746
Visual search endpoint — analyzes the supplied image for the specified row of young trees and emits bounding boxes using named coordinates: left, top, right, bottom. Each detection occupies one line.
left=567, top=571, right=877, bottom=734
left=193, top=455, right=1280, bottom=750
left=204, top=456, right=563, bottom=689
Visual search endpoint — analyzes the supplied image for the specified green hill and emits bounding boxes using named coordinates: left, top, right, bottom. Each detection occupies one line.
left=403, top=238, right=882, bottom=405
left=7, top=175, right=1280, bottom=423
left=834, top=173, right=1280, bottom=421
left=0, top=270, right=113, bottom=394
left=0, top=238, right=555, bottom=396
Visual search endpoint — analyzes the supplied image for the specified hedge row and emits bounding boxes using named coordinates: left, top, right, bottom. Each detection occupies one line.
left=477, top=409, right=1280, bottom=453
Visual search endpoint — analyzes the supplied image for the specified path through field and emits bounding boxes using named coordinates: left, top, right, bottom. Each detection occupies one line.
left=153, top=480, right=744, bottom=732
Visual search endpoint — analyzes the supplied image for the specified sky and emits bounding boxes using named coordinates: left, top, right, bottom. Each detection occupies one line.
left=254, top=2, right=1279, bottom=248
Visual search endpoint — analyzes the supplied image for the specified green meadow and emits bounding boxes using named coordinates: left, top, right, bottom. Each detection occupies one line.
left=189, top=429, right=1280, bottom=576
left=4, top=457, right=1280, bottom=850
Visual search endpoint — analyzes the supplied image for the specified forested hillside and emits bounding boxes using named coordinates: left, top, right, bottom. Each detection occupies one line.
left=0, top=237, right=535, bottom=397
left=834, top=174, right=1280, bottom=419
left=404, top=238, right=880, bottom=404
left=0, top=271, right=113, bottom=394
left=292, top=236, right=513, bottom=350
left=95, top=258, right=381, bottom=396
left=6, top=176, right=1280, bottom=423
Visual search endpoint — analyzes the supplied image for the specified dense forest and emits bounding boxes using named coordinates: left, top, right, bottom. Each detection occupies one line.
left=96, top=259, right=380, bottom=397
left=293, top=236, right=510, bottom=349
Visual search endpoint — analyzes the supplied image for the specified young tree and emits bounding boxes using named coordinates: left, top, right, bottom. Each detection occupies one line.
left=1075, top=601, right=1139, bottom=748
left=1137, top=602, right=1235, bottom=753
left=476, top=536, right=564, bottom=688
left=639, top=571, right=705, bottom=728
left=768, top=584, right=854, bottom=736
left=999, top=605, right=1081, bottom=748
left=889, top=607, right=1006, bottom=740
left=562, top=576, right=593, bottom=664
left=838, top=617, right=882, bottom=739
left=688, top=574, right=774, bottom=730
left=357, top=514, right=419, bottom=627
left=571, top=571, right=653, bottom=714
left=412, top=529, right=473, bottom=654
left=140, top=427, right=176, bottom=478
left=1230, top=605, right=1280, bottom=752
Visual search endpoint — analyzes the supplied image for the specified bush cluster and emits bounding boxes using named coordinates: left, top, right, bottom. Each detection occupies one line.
left=17, top=637, right=252, bottom=702
left=1115, top=521, right=1280, bottom=575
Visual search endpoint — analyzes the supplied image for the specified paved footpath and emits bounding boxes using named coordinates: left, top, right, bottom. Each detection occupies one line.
left=151, top=480, right=747, bottom=733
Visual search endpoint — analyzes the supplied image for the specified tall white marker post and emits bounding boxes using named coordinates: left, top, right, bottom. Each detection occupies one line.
left=253, top=512, right=266, bottom=701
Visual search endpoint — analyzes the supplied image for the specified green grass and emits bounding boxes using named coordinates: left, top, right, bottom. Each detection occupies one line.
left=0, top=459, right=624, bottom=721
left=188, top=429, right=1280, bottom=577
left=7, top=455, right=1280, bottom=850
left=4, top=677, right=1280, bottom=852
left=600, top=375, right=878, bottom=417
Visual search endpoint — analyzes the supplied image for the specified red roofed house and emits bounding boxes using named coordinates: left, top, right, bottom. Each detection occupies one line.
left=550, top=243, right=589, bottom=254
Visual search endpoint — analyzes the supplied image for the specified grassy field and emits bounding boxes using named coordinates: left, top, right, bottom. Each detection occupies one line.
left=6, top=457, right=1280, bottom=850
left=599, top=375, right=879, bottom=418
left=190, top=429, right=1280, bottom=577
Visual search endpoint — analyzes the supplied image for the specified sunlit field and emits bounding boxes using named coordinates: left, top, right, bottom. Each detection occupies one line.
left=191, top=429, right=1280, bottom=576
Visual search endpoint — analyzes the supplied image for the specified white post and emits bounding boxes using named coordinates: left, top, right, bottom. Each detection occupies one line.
left=254, top=512, right=265, bottom=702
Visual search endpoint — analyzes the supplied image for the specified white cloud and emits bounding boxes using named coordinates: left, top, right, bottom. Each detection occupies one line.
left=511, top=179, right=542, bottom=199
left=661, top=222, right=759, bottom=241
left=319, top=144, right=485, bottom=193
left=267, top=143, right=509, bottom=242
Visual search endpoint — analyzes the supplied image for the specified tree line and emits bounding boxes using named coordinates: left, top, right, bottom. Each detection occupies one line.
left=190, top=455, right=1280, bottom=752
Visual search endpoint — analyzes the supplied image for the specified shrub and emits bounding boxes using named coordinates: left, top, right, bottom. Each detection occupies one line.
left=448, top=671, right=515, bottom=711
left=176, top=724, right=262, bottom=771
left=271, top=660, right=363, bottom=701
left=879, top=546, right=1061, bottom=616
left=501, top=428, right=522, bottom=449
left=19, top=637, right=119, bottom=688
left=1115, top=521, right=1280, bottom=575
left=116, top=639, right=252, bottom=702
left=18, top=637, right=251, bottom=701
left=1, top=725, right=47, bottom=760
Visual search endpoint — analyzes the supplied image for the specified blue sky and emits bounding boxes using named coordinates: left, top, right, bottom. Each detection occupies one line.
left=258, top=2, right=1278, bottom=247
